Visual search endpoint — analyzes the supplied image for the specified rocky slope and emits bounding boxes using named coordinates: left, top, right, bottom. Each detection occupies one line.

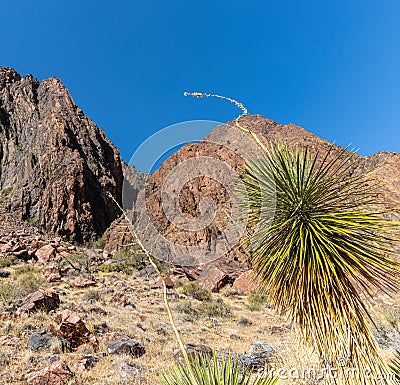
left=105, top=114, right=400, bottom=286
left=0, top=67, right=128, bottom=242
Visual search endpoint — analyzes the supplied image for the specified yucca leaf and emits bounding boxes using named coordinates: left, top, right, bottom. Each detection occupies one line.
left=161, top=353, right=278, bottom=385
left=237, top=143, right=400, bottom=384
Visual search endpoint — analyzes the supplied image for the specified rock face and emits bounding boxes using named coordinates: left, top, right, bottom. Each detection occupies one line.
left=115, top=114, right=400, bottom=282
left=0, top=67, right=125, bottom=242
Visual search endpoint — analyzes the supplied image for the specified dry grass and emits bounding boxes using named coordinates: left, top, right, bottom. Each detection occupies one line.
left=0, top=265, right=399, bottom=384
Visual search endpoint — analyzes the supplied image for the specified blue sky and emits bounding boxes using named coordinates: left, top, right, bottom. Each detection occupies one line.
left=1, top=1, right=400, bottom=168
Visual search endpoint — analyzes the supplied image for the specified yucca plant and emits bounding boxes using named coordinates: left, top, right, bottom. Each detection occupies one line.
left=238, top=143, right=400, bottom=384
left=389, top=350, right=400, bottom=383
left=162, top=352, right=278, bottom=385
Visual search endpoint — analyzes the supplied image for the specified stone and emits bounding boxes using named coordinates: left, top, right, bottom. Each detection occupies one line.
left=17, top=290, right=60, bottom=315
left=107, top=338, right=145, bottom=358
left=197, top=265, right=229, bottom=292
left=27, top=331, right=71, bottom=352
left=51, top=309, right=97, bottom=349
left=233, top=270, right=260, bottom=295
left=0, top=269, right=11, bottom=278
left=174, top=343, right=213, bottom=364
left=74, top=355, right=98, bottom=370
left=25, top=360, right=73, bottom=384
left=35, top=245, right=56, bottom=264
left=112, top=360, right=146, bottom=379
left=0, top=335, right=20, bottom=346
left=43, top=262, right=61, bottom=282
left=70, top=274, right=96, bottom=288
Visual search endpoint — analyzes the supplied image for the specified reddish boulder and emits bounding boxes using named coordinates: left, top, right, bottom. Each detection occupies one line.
left=197, top=265, right=229, bottom=292
left=17, top=290, right=60, bottom=315
left=35, top=245, right=56, bottom=264
left=43, top=263, right=61, bottom=282
left=233, top=270, right=260, bottom=295
left=70, top=274, right=96, bottom=288
left=51, top=309, right=97, bottom=349
left=25, top=360, right=73, bottom=385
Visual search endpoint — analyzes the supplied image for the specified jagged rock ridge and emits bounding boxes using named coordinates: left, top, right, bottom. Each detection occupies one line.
left=0, top=67, right=128, bottom=242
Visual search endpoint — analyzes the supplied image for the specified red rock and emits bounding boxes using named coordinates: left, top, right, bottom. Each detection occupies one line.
left=103, top=332, right=130, bottom=344
left=74, top=356, right=97, bottom=370
left=0, top=68, right=126, bottom=243
left=35, top=244, right=56, bottom=264
left=114, top=360, right=144, bottom=378
left=51, top=309, right=97, bottom=349
left=111, top=291, right=128, bottom=307
left=25, top=360, right=73, bottom=385
left=43, top=262, right=61, bottom=282
left=70, top=274, right=96, bottom=288
left=0, top=335, right=20, bottom=346
left=197, top=265, right=229, bottom=292
left=233, top=270, right=260, bottom=295
left=17, top=290, right=60, bottom=315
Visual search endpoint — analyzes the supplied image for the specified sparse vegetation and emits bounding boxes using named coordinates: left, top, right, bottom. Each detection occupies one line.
left=198, top=299, right=231, bottom=319
left=245, top=293, right=268, bottom=312
left=0, top=270, right=42, bottom=306
left=174, top=300, right=199, bottom=322
left=179, top=281, right=212, bottom=301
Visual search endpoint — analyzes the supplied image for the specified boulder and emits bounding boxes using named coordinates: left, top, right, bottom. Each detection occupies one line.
left=17, top=290, right=60, bottom=315
left=25, top=360, right=73, bottom=385
left=51, top=309, right=97, bottom=349
left=70, top=274, right=96, bottom=288
left=35, top=245, right=56, bottom=264
left=197, top=265, right=229, bottom=292
left=107, top=338, right=145, bottom=358
left=233, top=270, right=260, bottom=295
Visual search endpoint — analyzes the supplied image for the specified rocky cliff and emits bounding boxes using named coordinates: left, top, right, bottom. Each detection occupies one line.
left=109, top=114, right=400, bottom=283
left=0, top=67, right=126, bottom=242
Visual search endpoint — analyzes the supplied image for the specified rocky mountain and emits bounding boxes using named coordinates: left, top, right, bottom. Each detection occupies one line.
left=0, top=67, right=137, bottom=242
left=1, top=66, right=399, bottom=258
left=108, top=114, right=400, bottom=286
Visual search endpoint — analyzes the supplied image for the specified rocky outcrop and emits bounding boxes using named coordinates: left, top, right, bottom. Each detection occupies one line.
left=0, top=67, right=126, bottom=242
left=112, top=114, right=400, bottom=286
